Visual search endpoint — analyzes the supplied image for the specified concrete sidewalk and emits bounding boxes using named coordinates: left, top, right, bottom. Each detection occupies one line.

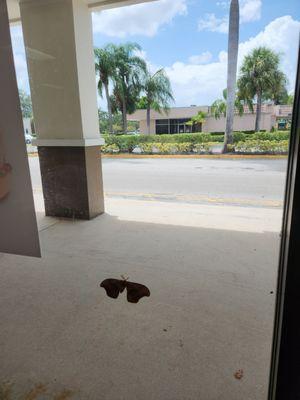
left=0, top=197, right=281, bottom=399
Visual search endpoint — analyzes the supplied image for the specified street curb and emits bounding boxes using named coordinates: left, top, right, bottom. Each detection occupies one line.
left=100, top=154, right=288, bottom=159
left=27, top=152, right=288, bottom=159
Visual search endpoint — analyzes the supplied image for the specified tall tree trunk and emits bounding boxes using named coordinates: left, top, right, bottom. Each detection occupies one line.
left=224, top=0, right=240, bottom=153
left=122, top=96, right=127, bottom=134
left=255, top=91, right=262, bottom=132
left=104, top=82, right=113, bottom=134
left=147, top=105, right=151, bottom=135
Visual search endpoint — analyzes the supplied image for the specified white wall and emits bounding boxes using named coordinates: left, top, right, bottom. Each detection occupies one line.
left=203, top=113, right=274, bottom=133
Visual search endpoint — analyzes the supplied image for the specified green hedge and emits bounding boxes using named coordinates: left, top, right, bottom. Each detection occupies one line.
left=102, top=131, right=290, bottom=152
left=234, top=140, right=289, bottom=154
left=250, top=131, right=290, bottom=141
left=101, top=139, right=289, bottom=155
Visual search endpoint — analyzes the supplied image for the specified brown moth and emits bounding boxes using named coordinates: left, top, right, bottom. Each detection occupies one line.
left=100, top=276, right=150, bottom=303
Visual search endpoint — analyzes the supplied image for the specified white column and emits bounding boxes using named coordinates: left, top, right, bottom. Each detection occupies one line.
left=19, top=0, right=105, bottom=219
left=20, top=0, right=103, bottom=146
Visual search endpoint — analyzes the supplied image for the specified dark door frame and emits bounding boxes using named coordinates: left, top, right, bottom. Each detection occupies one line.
left=268, top=38, right=300, bottom=399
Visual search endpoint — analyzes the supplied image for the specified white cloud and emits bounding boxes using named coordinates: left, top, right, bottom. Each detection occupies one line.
left=217, top=1, right=230, bottom=9
left=238, top=16, right=300, bottom=89
left=165, top=52, right=227, bottom=106
left=9, top=13, right=300, bottom=111
left=198, top=0, right=262, bottom=33
left=198, top=14, right=228, bottom=33
left=240, top=0, right=261, bottom=23
left=167, top=16, right=300, bottom=106
left=92, top=0, right=187, bottom=38
left=188, top=51, right=213, bottom=64
left=134, top=49, right=158, bottom=74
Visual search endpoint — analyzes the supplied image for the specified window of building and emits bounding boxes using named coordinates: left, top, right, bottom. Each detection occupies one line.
left=155, top=119, right=170, bottom=134
left=156, top=118, right=200, bottom=134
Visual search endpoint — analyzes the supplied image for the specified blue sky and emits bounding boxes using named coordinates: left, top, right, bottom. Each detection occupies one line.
left=11, top=0, right=300, bottom=108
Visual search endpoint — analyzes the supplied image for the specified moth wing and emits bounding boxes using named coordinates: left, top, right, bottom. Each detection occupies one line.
left=126, top=282, right=150, bottom=303
left=100, top=279, right=125, bottom=299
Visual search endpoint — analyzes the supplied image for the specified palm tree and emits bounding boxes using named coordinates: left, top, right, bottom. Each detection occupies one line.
left=224, top=0, right=240, bottom=152
left=211, top=88, right=244, bottom=119
left=19, top=90, right=33, bottom=119
left=237, top=47, right=288, bottom=131
left=287, top=94, right=294, bottom=105
left=186, top=111, right=207, bottom=132
left=210, top=89, right=244, bottom=119
left=110, top=43, right=146, bottom=133
left=94, top=46, right=115, bottom=134
left=211, top=98, right=227, bottom=120
left=141, top=68, right=174, bottom=134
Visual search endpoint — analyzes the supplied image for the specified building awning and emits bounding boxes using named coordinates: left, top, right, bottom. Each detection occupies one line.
left=8, top=0, right=157, bottom=23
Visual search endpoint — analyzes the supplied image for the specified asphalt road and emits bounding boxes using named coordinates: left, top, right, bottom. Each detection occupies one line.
left=29, top=157, right=288, bottom=208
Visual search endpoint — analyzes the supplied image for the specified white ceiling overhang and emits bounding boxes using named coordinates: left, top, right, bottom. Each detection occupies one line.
left=7, top=0, right=156, bottom=24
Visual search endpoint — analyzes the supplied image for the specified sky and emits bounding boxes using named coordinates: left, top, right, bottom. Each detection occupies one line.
left=10, top=0, right=300, bottom=109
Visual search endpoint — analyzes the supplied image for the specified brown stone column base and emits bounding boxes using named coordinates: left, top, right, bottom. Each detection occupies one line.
left=38, top=146, right=104, bottom=220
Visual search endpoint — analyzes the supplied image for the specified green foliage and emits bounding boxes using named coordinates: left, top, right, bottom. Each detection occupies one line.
left=141, top=69, right=174, bottom=112
left=109, top=42, right=147, bottom=129
left=287, top=94, right=294, bottom=105
left=102, top=131, right=290, bottom=152
left=226, top=144, right=235, bottom=152
left=99, top=110, right=138, bottom=134
left=237, top=47, right=288, bottom=106
left=94, top=46, right=115, bottom=96
left=211, top=89, right=244, bottom=119
left=95, top=42, right=147, bottom=133
left=250, top=131, right=289, bottom=141
left=101, top=144, right=120, bottom=153
left=103, top=134, right=139, bottom=152
left=211, top=98, right=227, bottom=119
left=234, top=140, right=289, bottom=154
left=102, top=132, right=289, bottom=154
left=95, top=43, right=174, bottom=134
left=272, top=86, right=290, bottom=105
left=19, top=90, right=32, bottom=118
left=233, top=132, right=247, bottom=142
left=193, top=143, right=212, bottom=154
left=137, top=68, right=174, bottom=134
left=95, top=46, right=117, bottom=133
left=138, top=142, right=193, bottom=154
left=186, top=111, right=207, bottom=126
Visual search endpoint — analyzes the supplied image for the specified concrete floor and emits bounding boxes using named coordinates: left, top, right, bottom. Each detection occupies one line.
left=0, top=192, right=281, bottom=399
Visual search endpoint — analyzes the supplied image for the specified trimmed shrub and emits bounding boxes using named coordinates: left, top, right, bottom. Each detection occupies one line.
left=101, top=144, right=120, bottom=153
left=177, top=142, right=193, bottom=153
left=101, top=131, right=290, bottom=154
left=139, top=142, right=192, bottom=154
left=139, top=143, right=153, bottom=154
left=193, top=143, right=210, bottom=154
left=233, top=132, right=247, bottom=142
left=250, top=131, right=290, bottom=141
left=193, top=142, right=221, bottom=154
left=102, top=134, right=139, bottom=152
left=234, top=140, right=289, bottom=154
left=226, top=144, right=235, bottom=153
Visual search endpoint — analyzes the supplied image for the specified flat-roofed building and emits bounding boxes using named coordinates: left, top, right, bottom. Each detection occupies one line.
left=128, top=104, right=293, bottom=134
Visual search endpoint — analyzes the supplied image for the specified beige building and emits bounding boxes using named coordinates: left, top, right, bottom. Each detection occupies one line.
left=128, top=104, right=293, bottom=135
